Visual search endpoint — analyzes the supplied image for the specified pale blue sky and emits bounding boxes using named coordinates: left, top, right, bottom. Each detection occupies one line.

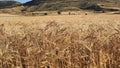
left=16, top=0, right=31, bottom=3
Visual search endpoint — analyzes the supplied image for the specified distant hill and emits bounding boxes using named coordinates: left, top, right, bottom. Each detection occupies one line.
left=0, top=0, right=120, bottom=14
left=23, top=0, right=120, bottom=11
left=0, top=1, right=21, bottom=9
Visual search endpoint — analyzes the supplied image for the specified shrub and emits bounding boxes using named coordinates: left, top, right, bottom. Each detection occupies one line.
left=57, top=11, right=61, bottom=15
left=44, top=13, right=48, bottom=15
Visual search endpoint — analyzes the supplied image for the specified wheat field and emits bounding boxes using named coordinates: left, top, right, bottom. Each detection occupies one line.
left=0, top=13, right=120, bottom=68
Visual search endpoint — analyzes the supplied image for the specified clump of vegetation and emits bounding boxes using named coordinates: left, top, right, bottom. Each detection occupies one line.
left=0, top=21, right=119, bottom=68
left=44, top=13, right=48, bottom=15
left=57, top=11, right=61, bottom=15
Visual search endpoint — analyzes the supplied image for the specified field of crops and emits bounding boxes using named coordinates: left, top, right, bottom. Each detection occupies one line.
left=0, top=14, right=119, bottom=68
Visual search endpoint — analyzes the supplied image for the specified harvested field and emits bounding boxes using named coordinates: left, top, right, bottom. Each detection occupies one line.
left=0, top=14, right=120, bottom=68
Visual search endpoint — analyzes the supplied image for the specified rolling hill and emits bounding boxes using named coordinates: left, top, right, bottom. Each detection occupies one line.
left=23, top=0, right=120, bottom=11
left=0, top=0, right=21, bottom=9
left=0, top=0, right=120, bottom=14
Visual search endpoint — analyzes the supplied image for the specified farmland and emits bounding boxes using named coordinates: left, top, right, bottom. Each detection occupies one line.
left=0, top=13, right=119, bottom=68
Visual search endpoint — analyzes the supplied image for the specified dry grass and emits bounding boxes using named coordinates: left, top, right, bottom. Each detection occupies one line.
left=0, top=14, right=120, bottom=68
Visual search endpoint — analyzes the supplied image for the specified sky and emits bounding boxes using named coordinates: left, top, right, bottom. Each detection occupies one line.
left=15, top=0, right=31, bottom=3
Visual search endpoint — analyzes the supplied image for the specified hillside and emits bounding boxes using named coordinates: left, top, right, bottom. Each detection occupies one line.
left=23, top=0, right=120, bottom=11
left=0, top=1, right=21, bottom=9
left=0, top=0, right=120, bottom=14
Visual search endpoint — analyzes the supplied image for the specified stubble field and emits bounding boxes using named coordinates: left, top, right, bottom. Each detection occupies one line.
left=0, top=13, right=120, bottom=68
